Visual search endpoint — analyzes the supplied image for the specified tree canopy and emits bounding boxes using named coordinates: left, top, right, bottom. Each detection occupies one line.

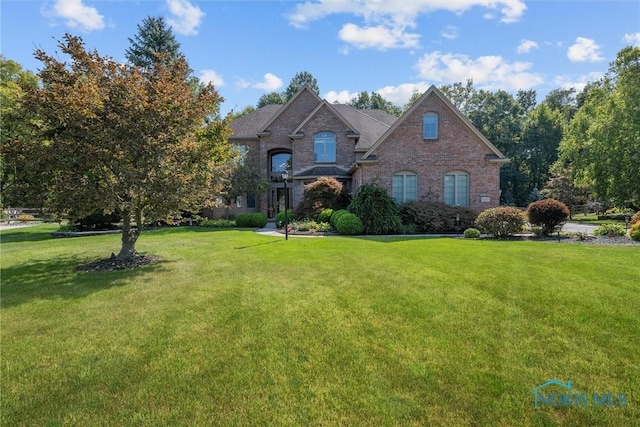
left=284, top=71, right=319, bottom=101
left=557, top=46, right=640, bottom=208
left=23, top=34, right=232, bottom=258
left=0, top=56, right=41, bottom=207
left=125, top=16, right=182, bottom=69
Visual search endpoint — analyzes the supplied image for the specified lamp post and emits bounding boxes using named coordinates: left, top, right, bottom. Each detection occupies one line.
left=282, top=170, right=289, bottom=240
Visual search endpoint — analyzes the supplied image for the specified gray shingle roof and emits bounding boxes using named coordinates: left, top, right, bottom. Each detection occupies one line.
left=228, top=103, right=397, bottom=150
left=294, top=166, right=350, bottom=178
left=229, top=104, right=282, bottom=139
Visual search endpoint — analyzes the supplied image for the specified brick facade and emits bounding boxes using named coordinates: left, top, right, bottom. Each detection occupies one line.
left=219, top=85, right=508, bottom=218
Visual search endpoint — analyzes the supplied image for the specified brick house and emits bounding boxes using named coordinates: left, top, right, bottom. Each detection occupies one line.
left=215, top=85, right=508, bottom=218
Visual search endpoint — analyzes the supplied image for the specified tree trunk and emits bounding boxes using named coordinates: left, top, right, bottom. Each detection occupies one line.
left=118, top=210, right=140, bottom=259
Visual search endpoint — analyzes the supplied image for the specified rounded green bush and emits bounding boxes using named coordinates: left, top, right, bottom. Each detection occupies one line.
left=463, top=228, right=481, bottom=238
left=335, top=213, right=364, bottom=235
left=330, top=209, right=349, bottom=228
left=235, top=213, right=253, bottom=227
left=317, top=208, right=333, bottom=224
left=250, top=212, right=267, bottom=228
left=630, top=223, right=640, bottom=241
left=475, top=207, right=525, bottom=238
left=275, top=209, right=292, bottom=228
left=593, top=223, right=625, bottom=237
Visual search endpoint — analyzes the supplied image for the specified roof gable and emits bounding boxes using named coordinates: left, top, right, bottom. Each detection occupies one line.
left=361, top=85, right=508, bottom=161
left=290, top=101, right=358, bottom=136
left=258, top=85, right=323, bottom=133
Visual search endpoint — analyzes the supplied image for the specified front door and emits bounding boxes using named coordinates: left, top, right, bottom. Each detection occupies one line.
left=275, top=187, right=290, bottom=213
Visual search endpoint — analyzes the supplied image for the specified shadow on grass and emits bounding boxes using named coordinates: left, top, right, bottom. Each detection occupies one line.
left=0, top=227, right=58, bottom=244
left=0, top=253, right=166, bottom=309
left=234, top=240, right=281, bottom=250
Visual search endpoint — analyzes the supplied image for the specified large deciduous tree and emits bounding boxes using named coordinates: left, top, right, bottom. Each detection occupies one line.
left=558, top=46, right=640, bottom=208
left=348, top=91, right=401, bottom=116
left=24, top=34, right=231, bottom=258
left=0, top=57, right=43, bottom=207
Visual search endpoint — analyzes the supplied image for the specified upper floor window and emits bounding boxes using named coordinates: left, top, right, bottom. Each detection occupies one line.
left=444, top=171, right=469, bottom=207
left=271, top=152, right=292, bottom=172
left=314, top=132, right=336, bottom=163
left=423, top=113, right=438, bottom=139
left=392, top=172, right=417, bottom=203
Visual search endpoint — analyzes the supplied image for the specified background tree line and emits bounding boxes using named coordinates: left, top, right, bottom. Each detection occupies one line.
left=231, top=46, right=639, bottom=210
left=1, top=18, right=638, bottom=259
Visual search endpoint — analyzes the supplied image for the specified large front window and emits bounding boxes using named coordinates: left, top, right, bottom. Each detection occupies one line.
left=444, top=172, right=469, bottom=207
left=314, top=132, right=336, bottom=163
left=392, top=172, right=417, bottom=203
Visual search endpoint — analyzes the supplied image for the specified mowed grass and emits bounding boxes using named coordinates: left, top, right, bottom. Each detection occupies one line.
left=1, top=225, right=639, bottom=426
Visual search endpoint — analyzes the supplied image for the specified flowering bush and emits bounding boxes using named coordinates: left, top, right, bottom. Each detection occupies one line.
left=630, top=223, right=640, bottom=241
left=475, top=207, right=525, bottom=238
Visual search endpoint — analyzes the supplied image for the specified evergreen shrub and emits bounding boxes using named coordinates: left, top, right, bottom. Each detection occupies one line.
left=330, top=209, right=349, bottom=228
left=275, top=209, right=292, bottom=228
left=463, top=228, right=481, bottom=238
left=250, top=212, right=267, bottom=228
left=335, top=213, right=364, bottom=235
left=235, top=213, right=253, bottom=227
left=317, top=208, right=333, bottom=224
left=348, top=184, right=402, bottom=234
left=399, top=201, right=476, bottom=233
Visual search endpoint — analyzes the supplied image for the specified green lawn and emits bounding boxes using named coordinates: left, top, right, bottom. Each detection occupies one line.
left=1, top=225, right=638, bottom=426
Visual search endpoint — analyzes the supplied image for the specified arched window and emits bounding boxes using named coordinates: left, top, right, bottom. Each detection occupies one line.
left=392, top=172, right=417, bottom=203
left=271, top=152, right=292, bottom=172
left=314, top=132, right=336, bottom=163
left=444, top=171, right=469, bottom=207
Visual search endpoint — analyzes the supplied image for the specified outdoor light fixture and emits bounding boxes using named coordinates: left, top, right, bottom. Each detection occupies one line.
left=281, top=171, right=289, bottom=240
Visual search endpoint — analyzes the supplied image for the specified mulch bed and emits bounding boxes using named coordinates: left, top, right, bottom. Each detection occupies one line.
left=76, top=253, right=162, bottom=272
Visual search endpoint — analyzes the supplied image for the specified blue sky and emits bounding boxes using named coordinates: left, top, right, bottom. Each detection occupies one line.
left=2, top=0, right=639, bottom=115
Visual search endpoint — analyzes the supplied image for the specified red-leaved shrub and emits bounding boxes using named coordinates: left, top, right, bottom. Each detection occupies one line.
left=526, top=198, right=570, bottom=235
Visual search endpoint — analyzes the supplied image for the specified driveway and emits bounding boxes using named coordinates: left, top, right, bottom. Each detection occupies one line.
left=562, top=222, right=599, bottom=235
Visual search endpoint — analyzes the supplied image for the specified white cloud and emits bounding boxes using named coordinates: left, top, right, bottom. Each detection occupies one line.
left=554, top=72, right=605, bottom=93
left=567, top=37, right=604, bottom=62
left=376, top=82, right=431, bottom=106
left=166, top=0, right=204, bottom=36
left=46, top=0, right=105, bottom=32
left=253, top=73, right=284, bottom=91
left=623, top=32, right=640, bottom=47
left=324, top=90, right=358, bottom=104
left=338, top=23, right=420, bottom=50
left=286, top=1, right=526, bottom=50
left=199, top=70, right=224, bottom=87
left=516, top=39, right=538, bottom=54
left=237, top=73, right=284, bottom=92
left=415, top=51, right=543, bottom=91
left=440, top=25, right=458, bottom=40
left=324, top=83, right=431, bottom=108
